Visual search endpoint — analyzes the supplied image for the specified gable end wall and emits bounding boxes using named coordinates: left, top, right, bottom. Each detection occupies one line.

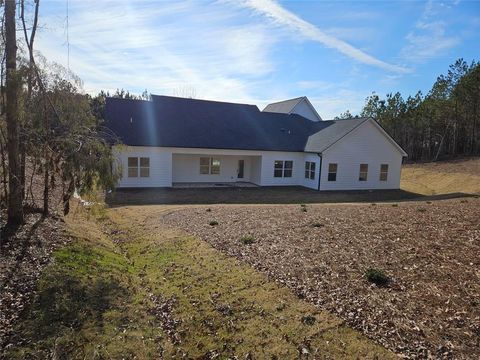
left=319, top=120, right=403, bottom=190
left=290, top=100, right=320, bottom=122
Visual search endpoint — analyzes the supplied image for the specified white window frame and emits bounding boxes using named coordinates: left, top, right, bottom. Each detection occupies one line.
left=359, top=163, right=368, bottom=181
left=139, top=157, right=150, bottom=177
left=200, top=157, right=221, bottom=175
left=274, top=160, right=293, bottom=178
left=327, top=163, right=337, bottom=181
left=380, top=164, right=389, bottom=181
left=128, top=157, right=150, bottom=178
left=305, top=161, right=315, bottom=180
left=128, top=157, right=138, bottom=177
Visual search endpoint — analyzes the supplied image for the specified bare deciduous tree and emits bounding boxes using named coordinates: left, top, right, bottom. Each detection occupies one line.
left=5, top=0, right=23, bottom=225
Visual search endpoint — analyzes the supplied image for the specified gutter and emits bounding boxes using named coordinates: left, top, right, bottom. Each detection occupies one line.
left=317, top=153, right=322, bottom=191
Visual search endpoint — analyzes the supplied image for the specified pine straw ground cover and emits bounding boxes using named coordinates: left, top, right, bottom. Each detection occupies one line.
left=161, top=198, right=480, bottom=359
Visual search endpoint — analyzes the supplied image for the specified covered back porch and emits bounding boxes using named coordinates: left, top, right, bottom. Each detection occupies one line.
left=172, top=152, right=262, bottom=187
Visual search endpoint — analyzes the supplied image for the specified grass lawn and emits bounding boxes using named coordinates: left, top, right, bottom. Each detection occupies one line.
left=401, top=157, right=480, bottom=195
left=4, top=203, right=394, bottom=359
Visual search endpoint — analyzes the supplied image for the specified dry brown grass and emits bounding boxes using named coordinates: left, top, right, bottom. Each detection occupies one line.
left=401, top=157, right=480, bottom=195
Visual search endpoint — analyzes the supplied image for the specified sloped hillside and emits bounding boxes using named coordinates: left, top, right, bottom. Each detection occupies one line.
left=401, top=157, right=480, bottom=195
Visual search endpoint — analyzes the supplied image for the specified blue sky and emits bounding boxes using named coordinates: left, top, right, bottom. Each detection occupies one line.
left=36, top=0, right=479, bottom=118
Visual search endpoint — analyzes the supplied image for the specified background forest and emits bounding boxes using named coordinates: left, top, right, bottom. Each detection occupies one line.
left=339, top=59, right=480, bottom=162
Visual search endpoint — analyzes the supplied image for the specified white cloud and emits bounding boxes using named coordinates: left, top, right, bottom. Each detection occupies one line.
left=308, top=90, right=367, bottom=119
left=32, top=0, right=393, bottom=117
left=35, top=0, right=277, bottom=102
left=322, top=26, right=377, bottom=43
left=401, top=0, right=460, bottom=62
left=232, top=0, right=410, bottom=73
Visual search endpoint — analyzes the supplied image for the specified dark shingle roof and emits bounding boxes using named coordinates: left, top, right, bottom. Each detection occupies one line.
left=263, top=97, right=304, bottom=114
left=305, top=118, right=369, bottom=152
left=104, top=95, right=336, bottom=152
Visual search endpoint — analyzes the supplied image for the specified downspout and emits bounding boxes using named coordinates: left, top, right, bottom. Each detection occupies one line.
left=317, top=153, right=322, bottom=191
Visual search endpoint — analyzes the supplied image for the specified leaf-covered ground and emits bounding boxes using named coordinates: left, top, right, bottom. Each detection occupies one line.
left=162, top=198, right=480, bottom=359
left=1, top=204, right=393, bottom=359
left=0, top=211, right=70, bottom=354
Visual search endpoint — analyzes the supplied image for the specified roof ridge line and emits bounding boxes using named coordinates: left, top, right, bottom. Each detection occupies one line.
left=264, top=96, right=304, bottom=106
left=151, top=94, right=258, bottom=108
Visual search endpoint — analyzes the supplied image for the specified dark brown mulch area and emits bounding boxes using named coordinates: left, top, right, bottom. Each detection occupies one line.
left=0, top=211, right=71, bottom=355
left=161, top=198, right=480, bottom=359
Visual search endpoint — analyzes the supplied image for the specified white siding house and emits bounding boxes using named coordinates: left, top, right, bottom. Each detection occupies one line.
left=107, top=96, right=406, bottom=191
left=318, top=120, right=404, bottom=190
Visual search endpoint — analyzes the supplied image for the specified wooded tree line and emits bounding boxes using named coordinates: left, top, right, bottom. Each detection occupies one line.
left=340, top=59, right=480, bottom=162
left=0, top=0, right=119, bottom=227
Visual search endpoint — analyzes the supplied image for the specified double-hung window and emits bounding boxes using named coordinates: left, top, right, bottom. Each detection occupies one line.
left=200, top=157, right=220, bottom=175
left=379, top=164, right=389, bottom=181
left=139, top=157, right=150, bottom=177
left=328, top=163, right=337, bottom=181
left=274, top=160, right=293, bottom=178
left=359, top=164, right=368, bottom=181
left=305, top=161, right=315, bottom=180
left=128, top=157, right=150, bottom=177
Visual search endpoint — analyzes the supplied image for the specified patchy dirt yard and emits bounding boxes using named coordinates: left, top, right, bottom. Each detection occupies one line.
left=3, top=204, right=394, bottom=359
left=161, top=198, right=480, bottom=359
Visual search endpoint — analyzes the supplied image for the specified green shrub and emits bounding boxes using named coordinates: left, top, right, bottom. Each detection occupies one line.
left=301, top=315, right=316, bottom=325
left=209, top=220, right=218, bottom=226
left=240, top=235, right=255, bottom=245
left=365, top=268, right=390, bottom=286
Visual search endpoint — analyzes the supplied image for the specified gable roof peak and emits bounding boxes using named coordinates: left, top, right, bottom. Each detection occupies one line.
left=262, top=97, right=304, bottom=113
left=263, top=96, right=322, bottom=121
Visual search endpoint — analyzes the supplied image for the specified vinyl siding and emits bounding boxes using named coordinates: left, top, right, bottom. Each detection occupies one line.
left=259, top=152, right=307, bottom=186
left=319, top=120, right=403, bottom=190
left=302, top=153, right=320, bottom=190
left=291, top=100, right=321, bottom=121
left=113, top=119, right=404, bottom=191
left=113, top=146, right=172, bottom=188
left=114, top=146, right=297, bottom=188
left=250, top=156, right=262, bottom=185
left=172, top=154, right=253, bottom=183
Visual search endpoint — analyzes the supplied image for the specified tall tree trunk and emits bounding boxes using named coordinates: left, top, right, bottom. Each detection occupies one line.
left=43, top=154, right=49, bottom=216
left=0, top=129, right=8, bottom=206
left=63, top=176, right=75, bottom=216
left=19, top=0, right=40, bottom=199
left=472, top=101, right=478, bottom=154
left=5, top=0, right=24, bottom=225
